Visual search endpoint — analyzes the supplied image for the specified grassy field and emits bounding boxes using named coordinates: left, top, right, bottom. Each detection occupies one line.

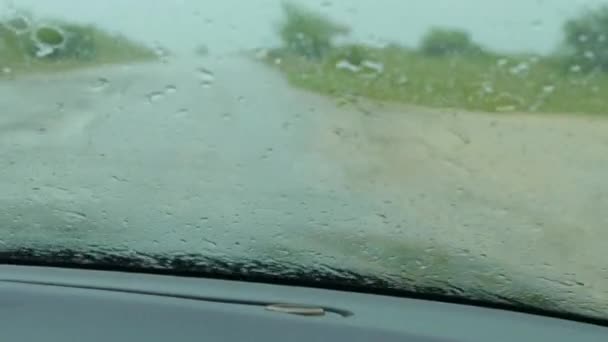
left=268, top=45, right=608, bottom=115
left=1, top=15, right=157, bottom=77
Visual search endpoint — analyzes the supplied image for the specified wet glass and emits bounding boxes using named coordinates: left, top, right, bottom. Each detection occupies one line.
left=1, top=0, right=607, bottom=321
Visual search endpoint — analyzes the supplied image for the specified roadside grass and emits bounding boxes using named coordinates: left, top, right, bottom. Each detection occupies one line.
left=1, top=16, right=157, bottom=77
left=267, top=45, right=608, bottom=115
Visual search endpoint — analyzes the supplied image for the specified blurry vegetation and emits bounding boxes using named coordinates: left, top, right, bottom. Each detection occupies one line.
left=0, top=11, right=156, bottom=76
left=278, top=1, right=349, bottom=59
left=419, top=28, right=484, bottom=57
left=267, top=4, right=608, bottom=115
left=562, top=5, right=608, bottom=73
left=332, top=44, right=378, bottom=66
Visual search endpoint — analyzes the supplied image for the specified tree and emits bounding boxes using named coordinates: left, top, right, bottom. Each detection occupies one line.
left=278, top=2, right=349, bottom=59
left=563, top=5, right=608, bottom=72
left=419, top=28, right=483, bottom=57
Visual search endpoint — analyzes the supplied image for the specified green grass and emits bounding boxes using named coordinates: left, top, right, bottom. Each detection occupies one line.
left=268, top=45, right=608, bottom=115
left=1, top=15, right=157, bottom=77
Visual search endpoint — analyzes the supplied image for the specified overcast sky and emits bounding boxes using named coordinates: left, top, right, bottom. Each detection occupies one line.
left=3, top=0, right=608, bottom=55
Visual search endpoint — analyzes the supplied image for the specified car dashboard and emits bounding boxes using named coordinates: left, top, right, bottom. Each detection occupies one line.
left=0, top=265, right=606, bottom=341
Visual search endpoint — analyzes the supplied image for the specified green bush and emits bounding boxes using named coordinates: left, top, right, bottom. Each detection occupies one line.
left=0, top=23, right=25, bottom=61
left=278, top=2, right=350, bottom=59
left=51, top=25, right=96, bottom=60
left=562, top=5, right=608, bottom=72
left=419, top=28, right=484, bottom=57
left=1, top=12, right=155, bottom=73
left=22, top=24, right=97, bottom=60
left=35, top=26, right=65, bottom=46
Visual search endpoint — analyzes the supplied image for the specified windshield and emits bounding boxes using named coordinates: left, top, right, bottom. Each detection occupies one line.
left=2, top=0, right=607, bottom=322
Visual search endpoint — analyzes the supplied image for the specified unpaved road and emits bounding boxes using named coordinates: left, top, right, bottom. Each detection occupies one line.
left=314, top=97, right=608, bottom=311
left=1, top=55, right=607, bottom=314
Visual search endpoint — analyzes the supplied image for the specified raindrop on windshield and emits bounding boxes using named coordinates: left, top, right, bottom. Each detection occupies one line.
left=153, top=43, right=170, bottom=63
left=175, top=108, right=190, bottom=118
left=146, top=91, right=165, bottom=103
left=165, top=85, right=178, bottom=94
left=196, top=68, right=215, bottom=88
left=31, top=26, right=67, bottom=58
left=90, top=77, right=110, bottom=92
left=543, top=85, right=556, bottom=94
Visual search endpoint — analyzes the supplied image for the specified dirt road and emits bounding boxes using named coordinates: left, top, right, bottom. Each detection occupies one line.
left=313, top=97, right=608, bottom=309
left=1, top=55, right=607, bottom=315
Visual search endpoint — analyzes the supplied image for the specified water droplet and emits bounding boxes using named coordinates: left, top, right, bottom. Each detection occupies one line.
left=90, top=77, right=110, bottom=92
left=203, top=238, right=217, bottom=248
left=34, top=44, right=55, bottom=58
left=31, top=26, right=67, bottom=58
left=175, top=108, right=190, bottom=118
left=542, top=85, right=555, bottom=94
left=34, top=26, right=66, bottom=46
left=197, top=67, right=215, bottom=87
left=111, top=175, right=128, bottom=182
left=336, top=60, right=361, bottom=73
left=153, top=43, right=170, bottom=63
left=584, top=51, right=595, bottom=59
left=165, top=85, right=177, bottom=94
left=62, top=210, right=88, bottom=223
left=509, top=62, right=529, bottom=75
left=147, top=91, right=165, bottom=103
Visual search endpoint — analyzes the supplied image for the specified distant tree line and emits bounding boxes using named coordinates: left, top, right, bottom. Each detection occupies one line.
left=276, top=2, right=608, bottom=73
